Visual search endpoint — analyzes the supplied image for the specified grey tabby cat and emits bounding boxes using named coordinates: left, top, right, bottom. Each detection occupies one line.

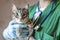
left=12, top=4, right=35, bottom=40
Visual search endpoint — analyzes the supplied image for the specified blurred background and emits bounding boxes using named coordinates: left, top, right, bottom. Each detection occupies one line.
left=0, top=0, right=38, bottom=40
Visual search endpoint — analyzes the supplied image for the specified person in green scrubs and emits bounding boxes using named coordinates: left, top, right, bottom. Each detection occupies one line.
left=28, top=0, right=60, bottom=40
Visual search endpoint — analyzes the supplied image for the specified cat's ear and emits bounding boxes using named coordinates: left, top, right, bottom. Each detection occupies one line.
left=24, top=4, right=29, bottom=9
left=12, top=4, right=18, bottom=13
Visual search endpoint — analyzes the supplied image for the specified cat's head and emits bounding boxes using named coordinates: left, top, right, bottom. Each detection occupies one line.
left=12, top=4, right=29, bottom=23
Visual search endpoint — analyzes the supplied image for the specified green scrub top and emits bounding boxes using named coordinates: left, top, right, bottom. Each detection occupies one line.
left=28, top=0, right=60, bottom=40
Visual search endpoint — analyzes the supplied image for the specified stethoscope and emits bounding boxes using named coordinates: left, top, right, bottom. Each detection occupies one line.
left=33, top=0, right=54, bottom=40
left=34, top=0, right=54, bottom=30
